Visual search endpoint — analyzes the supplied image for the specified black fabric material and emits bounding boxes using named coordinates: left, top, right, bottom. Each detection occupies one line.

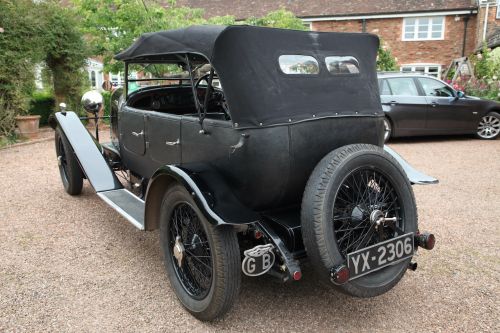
left=115, top=25, right=225, bottom=61
left=115, top=25, right=382, bottom=129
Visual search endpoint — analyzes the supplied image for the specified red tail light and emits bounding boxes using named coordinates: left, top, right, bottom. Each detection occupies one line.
left=416, top=232, right=435, bottom=250
left=330, top=265, right=350, bottom=285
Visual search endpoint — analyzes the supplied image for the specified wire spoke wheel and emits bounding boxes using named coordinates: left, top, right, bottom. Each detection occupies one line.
left=477, top=115, right=500, bottom=139
left=160, top=184, right=241, bottom=320
left=169, top=202, right=213, bottom=300
left=332, top=168, right=403, bottom=258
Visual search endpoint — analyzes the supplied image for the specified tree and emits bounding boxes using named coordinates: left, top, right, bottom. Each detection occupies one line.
left=74, top=0, right=208, bottom=74
left=41, top=1, right=89, bottom=108
left=0, top=0, right=89, bottom=137
left=74, top=1, right=307, bottom=71
left=245, top=9, right=306, bottom=30
left=0, top=0, right=45, bottom=136
left=377, top=40, right=397, bottom=72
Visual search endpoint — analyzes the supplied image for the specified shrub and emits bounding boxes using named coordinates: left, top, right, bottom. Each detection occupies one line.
left=377, top=40, right=397, bottom=72
left=29, top=91, right=55, bottom=126
left=463, top=78, right=500, bottom=102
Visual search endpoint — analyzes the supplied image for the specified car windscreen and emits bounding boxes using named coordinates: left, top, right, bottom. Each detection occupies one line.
left=126, top=63, right=191, bottom=93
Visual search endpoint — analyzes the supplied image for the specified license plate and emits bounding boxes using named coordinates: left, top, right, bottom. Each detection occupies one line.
left=347, top=232, right=414, bottom=280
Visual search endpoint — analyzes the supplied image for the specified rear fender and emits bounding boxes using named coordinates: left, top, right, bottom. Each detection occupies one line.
left=384, top=146, right=438, bottom=185
left=144, top=164, right=260, bottom=230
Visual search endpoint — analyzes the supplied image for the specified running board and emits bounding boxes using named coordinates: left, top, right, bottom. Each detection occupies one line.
left=97, top=189, right=145, bottom=230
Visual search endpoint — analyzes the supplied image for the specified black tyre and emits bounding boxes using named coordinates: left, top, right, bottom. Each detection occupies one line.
left=383, top=118, right=392, bottom=143
left=55, top=127, right=83, bottom=195
left=301, top=144, right=417, bottom=298
left=159, top=184, right=241, bottom=321
left=476, top=112, right=500, bottom=140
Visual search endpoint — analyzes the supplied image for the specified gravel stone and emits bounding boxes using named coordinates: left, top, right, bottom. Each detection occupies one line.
left=0, top=134, right=498, bottom=332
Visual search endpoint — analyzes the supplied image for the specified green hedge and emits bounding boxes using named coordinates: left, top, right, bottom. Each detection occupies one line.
left=29, top=91, right=55, bottom=126
left=28, top=90, right=112, bottom=126
left=102, top=91, right=111, bottom=117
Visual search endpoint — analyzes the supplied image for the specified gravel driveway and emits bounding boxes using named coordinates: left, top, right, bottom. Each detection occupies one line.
left=0, top=135, right=499, bottom=332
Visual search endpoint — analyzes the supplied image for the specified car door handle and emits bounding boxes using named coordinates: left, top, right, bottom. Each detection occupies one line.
left=431, top=102, right=437, bottom=107
left=131, top=130, right=144, bottom=137
left=389, top=101, right=398, bottom=105
left=165, top=139, right=180, bottom=146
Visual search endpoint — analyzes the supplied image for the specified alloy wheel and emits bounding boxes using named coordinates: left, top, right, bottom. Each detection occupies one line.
left=383, top=118, right=391, bottom=142
left=477, top=115, right=500, bottom=139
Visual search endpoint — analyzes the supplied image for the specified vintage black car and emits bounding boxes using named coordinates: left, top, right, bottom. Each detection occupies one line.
left=52, top=25, right=437, bottom=321
left=379, top=72, right=500, bottom=142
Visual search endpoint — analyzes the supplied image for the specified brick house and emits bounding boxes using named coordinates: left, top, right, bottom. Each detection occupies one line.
left=176, top=0, right=500, bottom=78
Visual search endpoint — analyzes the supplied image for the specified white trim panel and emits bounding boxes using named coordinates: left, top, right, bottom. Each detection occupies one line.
left=302, top=10, right=477, bottom=22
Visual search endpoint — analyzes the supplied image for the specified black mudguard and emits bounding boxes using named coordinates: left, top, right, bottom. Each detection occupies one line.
left=55, top=111, right=122, bottom=192
left=384, top=146, right=438, bottom=185
left=144, top=164, right=260, bottom=229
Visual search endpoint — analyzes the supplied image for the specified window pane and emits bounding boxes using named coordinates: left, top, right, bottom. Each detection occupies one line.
left=91, top=71, right=96, bottom=88
left=419, top=78, right=454, bottom=97
left=432, top=17, right=444, bottom=25
left=325, top=56, right=360, bottom=74
left=432, top=23, right=442, bottom=29
left=431, top=31, right=442, bottom=38
left=379, top=79, right=391, bottom=95
left=279, top=55, right=319, bottom=74
left=418, top=32, right=428, bottom=39
left=401, top=66, right=412, bottom=72
left=405, top=18, right=416, bottom=26
left=405, top=25, right=415, bottom=33
left=419, top=18, right=429, bottom=26
left=387, top=78, right=419, bottom=96
left=404, top=32, right=414, bottom=39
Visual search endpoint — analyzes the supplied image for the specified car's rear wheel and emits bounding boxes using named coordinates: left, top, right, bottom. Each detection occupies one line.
left=301, top=144, right=417, bottom=297
left=55, top=127, right=83, bottom=195
left=476, top=112, right=500, bottom=140
left=159, top=184, right=241, bottom=321
left=383, top=118, right=392, bottom=143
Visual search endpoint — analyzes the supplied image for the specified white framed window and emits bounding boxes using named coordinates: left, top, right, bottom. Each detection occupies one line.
left=402, top=16, right=445, bottom=40
left=400, top=64, right=442, bottom=78
left=497, top=0, right=500, bottom=19
left=110, top=72, right=124, bottom=87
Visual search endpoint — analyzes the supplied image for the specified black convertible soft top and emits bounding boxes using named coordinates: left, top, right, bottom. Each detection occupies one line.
left=116, top=25, right=382, bottom=129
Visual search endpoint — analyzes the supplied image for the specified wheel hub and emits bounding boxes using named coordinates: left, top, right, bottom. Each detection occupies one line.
left=370, top=209, right=397, bottom=230
left=173, top=235, right=185, bottom=267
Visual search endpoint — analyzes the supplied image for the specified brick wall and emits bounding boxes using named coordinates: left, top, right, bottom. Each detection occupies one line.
left=312, top=15, right=478, bottom=70
left=476, top=4, right=500, bottom=49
